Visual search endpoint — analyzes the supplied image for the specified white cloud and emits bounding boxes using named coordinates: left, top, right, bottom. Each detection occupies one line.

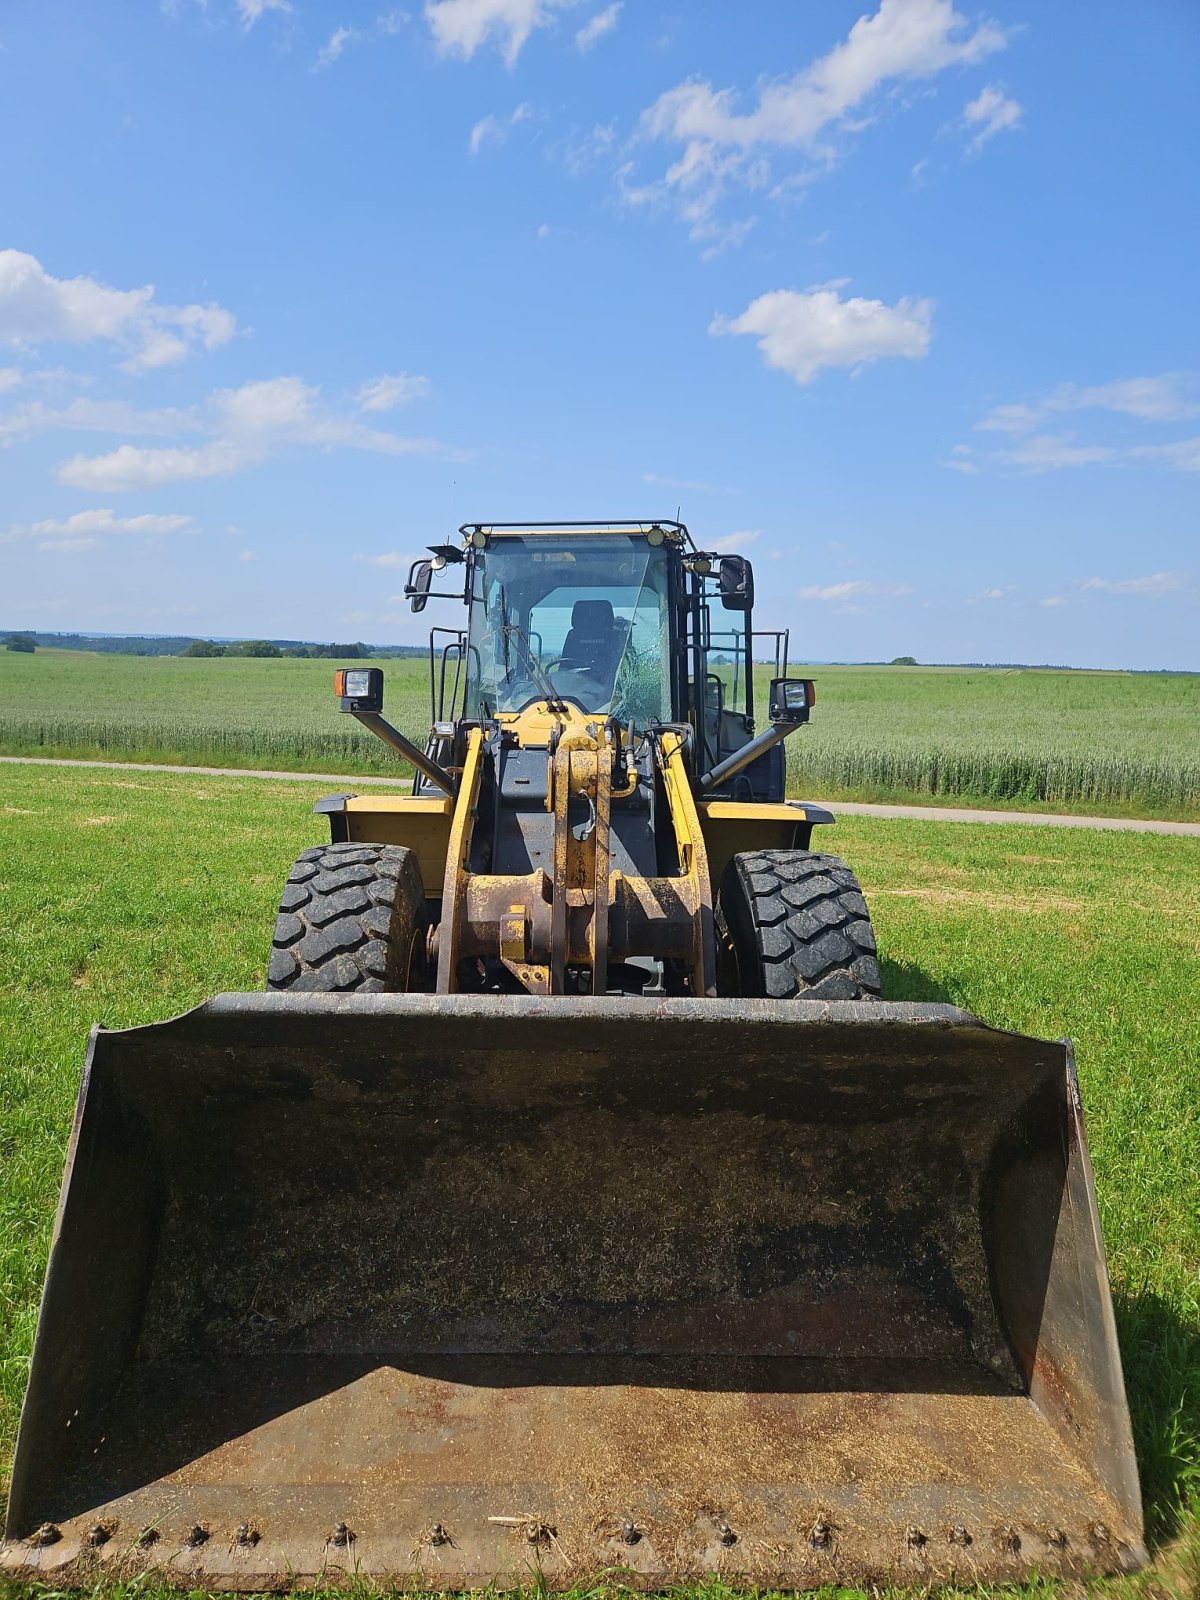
left=58, top=441, right=250, bottom=491
left=633, top=0, right=1008, bottom=244
left=236, top=0, right=290, bottom=24
left=719, top=529, right=760, bottom=551
left=0, top=366, right=21, bottom=393
left=377, top=10, right=409, bottom=34
left=797, top=579, right=913, bottom=601
left=963, top=84, right=1021, bottom=150
left=576, top=2, right=619, bottom=51
left=53, top=374, right=465, bottom=490
left=0, top=396, right=197, bottom=445
left=469, top=102, right=532, bottom=154
left=3, top=507, right=195, bottom=549
left=238, top=549, right=261, bottom=562
left=0, top=249, right=235, bottom=372
left=34, top=509, right=193, bottom=537
left=1080, top=572, right=1187, bottom=597
left=980, top=374, right=1200, bottom=434
left=425, top=0, right=576, bottom=66
left=354, top=551, right=415, bottom=568
left=1130, top=436, right=1200, bottom=472
left=314, top=26, right=359, bottom=68
left=992, top=433, right=1115, bottom=472
left=711, top=285, right=933, bottom=385
left=356, top=372, right=431, bottom=410
left=1039, top=596, right=1065, bottom=607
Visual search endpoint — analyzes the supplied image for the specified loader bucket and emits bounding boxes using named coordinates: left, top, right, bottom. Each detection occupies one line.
left=3, top=993, right=1143, bottom=1589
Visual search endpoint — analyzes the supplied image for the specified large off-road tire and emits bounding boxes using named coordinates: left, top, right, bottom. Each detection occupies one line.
left=267, top=842, right=427, bottom=993
left=718, top=849, right=882, bottom=1000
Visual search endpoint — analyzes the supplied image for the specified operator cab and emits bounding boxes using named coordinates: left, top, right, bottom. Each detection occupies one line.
left=405, top=521, right=799, bottom=802
left=463, top=529, right=671, bottom=722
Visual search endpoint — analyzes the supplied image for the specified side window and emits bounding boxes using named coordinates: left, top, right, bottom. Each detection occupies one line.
left=707, top=621, right=748, bottom=717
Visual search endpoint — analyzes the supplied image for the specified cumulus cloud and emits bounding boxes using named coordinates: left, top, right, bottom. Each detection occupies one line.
left=426, top=0, right=576, bottom=66
left=3, top=507, right=195, bottom=551
left=711, top=285, right=933, bottom=385
left=576, top=2, right=619, bottom=51
left=963, top=84, right=1022, bottom=150
left=0, top=366, right=21, bottom=393
left=632, top=0, right=1008, bottom=245
left=54, top=374, right=463, bottom=491
left=58, top=441, right=250, bottom=491
left=0, top=249, right=235, bottom=372
left=1080, top=572, right=1187, bottom=597
left=356, top=372, right=431, bottom=410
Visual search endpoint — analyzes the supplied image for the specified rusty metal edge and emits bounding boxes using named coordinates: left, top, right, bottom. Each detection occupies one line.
left=1061, top=1040, right=1147, bottom=1565
left=4, top=1023, right=103, bottom=1538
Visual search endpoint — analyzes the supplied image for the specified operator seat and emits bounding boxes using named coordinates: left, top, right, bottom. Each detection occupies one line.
left=561, top=599, right=623, bottom=679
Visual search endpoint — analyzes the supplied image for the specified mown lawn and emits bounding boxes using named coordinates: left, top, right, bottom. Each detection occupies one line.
left=0, top=765, right=1196, bottom=1598
left=1, top=650, right=1198, bottom=820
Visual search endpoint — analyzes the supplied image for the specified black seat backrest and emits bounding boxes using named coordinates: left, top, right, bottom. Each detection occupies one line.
left=561, top=599, right=618, bottom=669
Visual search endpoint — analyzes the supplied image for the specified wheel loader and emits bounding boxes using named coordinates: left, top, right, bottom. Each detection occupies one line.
left=3, top=521, right=1143, bottom=1588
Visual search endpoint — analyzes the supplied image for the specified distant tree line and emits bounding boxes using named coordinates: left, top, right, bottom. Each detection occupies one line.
left=182, top=639, right=373, bottom=659
left=5, top=633, right=36, bottom=653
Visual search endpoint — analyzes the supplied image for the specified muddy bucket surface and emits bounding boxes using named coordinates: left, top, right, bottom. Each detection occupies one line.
left=3, top=993, right=1143, bottom=1587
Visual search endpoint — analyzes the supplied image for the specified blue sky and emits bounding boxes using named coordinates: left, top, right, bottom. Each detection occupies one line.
left=1, top=0, right=1197, bottom=667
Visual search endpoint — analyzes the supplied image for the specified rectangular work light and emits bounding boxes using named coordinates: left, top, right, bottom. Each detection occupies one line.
left=334, top=666, right=384, bottom=714
left=769, top=677, right=815, bottom=724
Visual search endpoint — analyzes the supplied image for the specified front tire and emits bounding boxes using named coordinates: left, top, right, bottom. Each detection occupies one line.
left=267, top=842, right=427, bottom=993
left=718, top=849, right=882, bottom=1000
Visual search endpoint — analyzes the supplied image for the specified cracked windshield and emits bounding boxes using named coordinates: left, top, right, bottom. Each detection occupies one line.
left=465, top=533, right=671, bottom=722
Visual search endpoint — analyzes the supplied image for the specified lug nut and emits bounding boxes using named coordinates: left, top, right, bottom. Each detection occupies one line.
left=715, top=1517, right=737, bottom=1547
left=137, top=1527, right=159, bottom=1547
left=234, top=1522, right=259, bottom=1548
left=810, top=1515, right=833, bottom=1551
left=1048, top=1527, right=1068, bottom=1548
left=1090, top=1521, right=1112, bottom=1546
left=996, top=1524, right=1021, bottom=1554
left=329, top=1521, right=353, bottom=1548
left=621, top=1517, right=641, bottom=1546
left=186, top=1524, right=209, bottom=1548
left=31, top=1523, right=61, bottom=1548
left=906, top=1526, right=927, bottom=1549
left=429, top=1522, right=449, bottom=1547
left=950, top=1523, right=972, bottom=1547
left=86, top=1523, right=110, bottom=1547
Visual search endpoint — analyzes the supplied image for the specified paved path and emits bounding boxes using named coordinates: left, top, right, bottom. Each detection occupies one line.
left=4, top=753, right=1198, bottom=836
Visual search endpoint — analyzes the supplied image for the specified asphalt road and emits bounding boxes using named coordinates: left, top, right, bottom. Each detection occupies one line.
left=4, top=754, right=1198, bottom=836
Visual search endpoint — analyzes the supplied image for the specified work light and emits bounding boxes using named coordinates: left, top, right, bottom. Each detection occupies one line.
left=769, top=677, right=815, bottom=724
left=334, top=666, right=384, bottom=713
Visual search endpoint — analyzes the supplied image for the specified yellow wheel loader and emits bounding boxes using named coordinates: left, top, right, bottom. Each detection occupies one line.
left=3, top=521, right=1143, bottom=1588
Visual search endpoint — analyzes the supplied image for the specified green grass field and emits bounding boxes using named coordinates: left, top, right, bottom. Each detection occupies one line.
left=2, top=649, right=1198, bottom=820
left=0, top=764, right=1197, bottom=1599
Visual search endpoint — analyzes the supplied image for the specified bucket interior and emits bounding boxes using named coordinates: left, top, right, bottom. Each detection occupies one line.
left=5, top=995, right=1143, bottom=1585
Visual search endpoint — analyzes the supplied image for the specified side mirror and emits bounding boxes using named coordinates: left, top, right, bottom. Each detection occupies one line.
left=718, top=555, right=754, bottom=611
left=405, top=558, right=433, bottom=614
